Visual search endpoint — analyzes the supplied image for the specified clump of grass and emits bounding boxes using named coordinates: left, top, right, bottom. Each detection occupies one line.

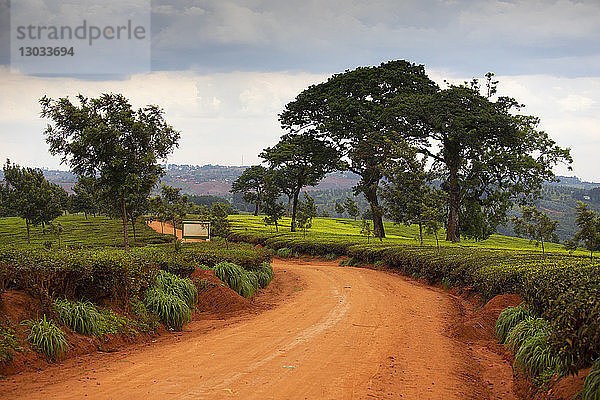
left=514, top=329, right=563, bottom=378
left=213, top=261, right=273, bottom=298
left=501, top=315, right=564, bottom=383
left=582, top=359, right=600, bottom=400
left=275, top=247, right=293, bottom=258
left=505, top=316, right=550, bottom=352
left=23, top=315, right=67, bottom=360
left=255, top=262, right=274, bottom=288
left=155, top=270, right=198, bottom=307
left=53, top=298, right=103, bottom=336
left=0, top=323, right=22, bottom=361
left=144, top=289, right=191, bottom=331
left=144, top=270, right=196, bottom=331
left=213, top=262, right=248, bottom=294
left=496, top=304, right=533, bottom=344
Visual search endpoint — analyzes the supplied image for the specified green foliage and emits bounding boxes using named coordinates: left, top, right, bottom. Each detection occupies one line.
left=41, top=93, right=180, bottom=251
left=567, top=201, right=600, bottom=259
left=297, top=194, right=317, bottom=235
left=276, top=247, right=293, bottom=258
left=231, top=165, right=268, bottom=216
left=0, top=214, right=170, bottom=248
left=212, top=261, right=272, bottom=298
left=496, top=304, right=533, bottom=344
left=144, top=288, right=191, bottom=331
left=130, top=298, right=160, bottom=332
left=325, top=253, right=338, bottom=261
left=23, top=315, right=67, bottom=360
left=2, top=160, right=66, bottom=244
left=154, top=270, right=198, bottom=308
left=505, top=317, right=550, bottom=353
left=144, top=270, right=196, bottom=331
left=210, top=202, right=232, bottom=238
left=343, top=198, right=360, bottom=220
left=0, top=323, right=22, bottom=361
left=53, top=299, right=102, bottom=336
left=512, top=206, right=559, bottom=255
left=582, top=360, right=600, bottom=400
left=260, top=133, right=339, bottom=232
left=95, top=309, right=138, bottom=336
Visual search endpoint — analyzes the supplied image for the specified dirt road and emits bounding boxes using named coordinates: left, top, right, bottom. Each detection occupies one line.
left=0, top=259, right=512, bottom=399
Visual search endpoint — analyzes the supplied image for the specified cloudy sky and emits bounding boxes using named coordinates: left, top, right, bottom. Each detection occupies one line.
left=1, top=0, right=599, bottom=180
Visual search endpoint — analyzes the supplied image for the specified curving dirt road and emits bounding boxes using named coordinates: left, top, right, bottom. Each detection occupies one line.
left=0, top=259, right=513, bottom=399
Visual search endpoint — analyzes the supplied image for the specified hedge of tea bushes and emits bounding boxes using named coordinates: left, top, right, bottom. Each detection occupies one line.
left=0, top=242, right=271, bottom=304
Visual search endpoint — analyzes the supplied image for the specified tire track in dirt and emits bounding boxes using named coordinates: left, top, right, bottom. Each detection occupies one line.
left=0, top=258, right=509, bottom=399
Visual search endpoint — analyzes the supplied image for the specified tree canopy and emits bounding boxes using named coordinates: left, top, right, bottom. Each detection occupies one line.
left=41, top=93, right=180, bottom=250
left=230, top=165, right=268, bottom=216
left=260, top=133, right=339, bottom=232
left=279, top=60, right=439, bottom=238
left=387, top=75, right=572, bottom=242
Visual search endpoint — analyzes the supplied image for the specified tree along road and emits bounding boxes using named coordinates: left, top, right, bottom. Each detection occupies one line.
left=0, top=258, right=514, bottom=399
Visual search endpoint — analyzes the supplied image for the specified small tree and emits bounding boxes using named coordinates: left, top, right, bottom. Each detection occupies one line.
left=41, top=93, right=180, bottom=251
left=344, top=197, right=359, bottom=220
left=69, top=177, right=98, bottom=218
left=511, top=206, right=559, bottom=255
left=2, top=160, right=64, bottom=244
left=381, top=140, right=446, bottom=246
left=230, top=165, right=268, bottom=216
left=360, top=214, right=373, bottom=243
left=261, top=173, right=285, bottom=232
left=210, top=202, right=231, bottom=238
left=565, top=202, right=600, bottom=260
left=335, top=202, right=345, bottom=217
left=296, top=193, right=317, bottom=237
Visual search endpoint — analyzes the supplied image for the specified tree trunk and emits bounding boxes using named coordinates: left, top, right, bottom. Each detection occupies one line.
left=418, top=221, right=423, bottom=245
left=286, top=196, right=291, bottom=218
left=446, top=165, right=461, bottom=243
left=254, top=200, right=259, bottom=216
left=364, top=185, right=385, bottom=238
left=121, top=197, right=130, bottom=251
left=291, top=190, right=300, bottom=232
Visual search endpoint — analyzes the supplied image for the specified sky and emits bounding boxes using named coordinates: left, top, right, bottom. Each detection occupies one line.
left=0, top=0, right=599, bottom=180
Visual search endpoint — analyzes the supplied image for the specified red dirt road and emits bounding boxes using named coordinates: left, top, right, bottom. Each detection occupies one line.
left=0, top=259, right=514, bottom=399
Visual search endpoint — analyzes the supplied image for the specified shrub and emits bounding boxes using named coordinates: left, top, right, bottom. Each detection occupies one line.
left=582, top=359, right=600, bottom=400
left=496, top=304, right=533, bottom=344
left=212, top=261, right=272, bottom=298
left=53, top=298, right=103, bottom=336
left=130, top=298, right=160, bottom=332
left=23, top=315, right=67, bottom=360
left=255, top=262, right=274, bottom=288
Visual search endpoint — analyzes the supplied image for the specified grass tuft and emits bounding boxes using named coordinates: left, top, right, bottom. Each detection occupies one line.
left=23, top=315, right=67, bottom=360
left=496, top=304, right=533, bottom=344
left=582, top=359, right=600, bottom=400
left=53, top=298, right=103, bottom=336
left=144, top=288, right=192, bottom=331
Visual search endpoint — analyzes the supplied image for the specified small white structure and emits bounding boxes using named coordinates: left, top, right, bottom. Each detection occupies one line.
left=182, top=221, right=210, bottom=241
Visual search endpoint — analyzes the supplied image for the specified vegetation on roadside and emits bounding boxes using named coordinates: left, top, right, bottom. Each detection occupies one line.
left=213, top=261, right=274, bottom=298
left=23, top=315, right=67, bottom=360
